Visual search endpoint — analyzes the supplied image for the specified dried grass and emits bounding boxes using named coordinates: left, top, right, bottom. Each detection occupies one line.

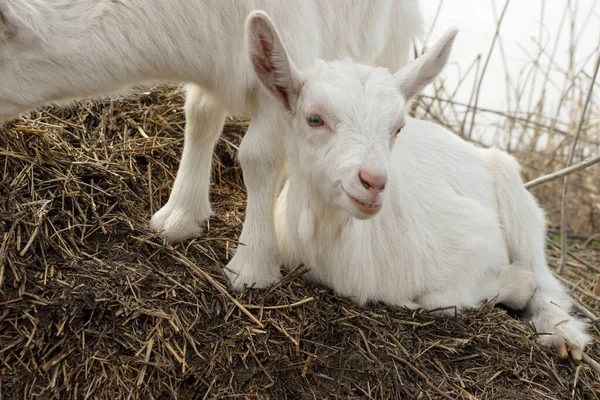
left=1, top=87, right=600, bottom=399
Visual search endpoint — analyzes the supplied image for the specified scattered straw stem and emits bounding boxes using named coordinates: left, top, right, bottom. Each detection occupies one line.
left=388, top=354, right=454, bottom=399
left=525, top=153, right=600, bottom=189
left=465, top=0, right=510, bottom=139
left=243, top=297, right=314, bottom=310
left=559, top=43, right=600, bottom=272
left=582, top=353, right=600, bottom=375
left=132, top=234, right=265, bottom=328
left=169, top=250, right=265, bottom=328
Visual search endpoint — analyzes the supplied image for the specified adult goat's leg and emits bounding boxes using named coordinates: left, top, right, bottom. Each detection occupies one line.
left=151, top=85, right=225, bottom=242
left=225, top=99, right=286, bottom=290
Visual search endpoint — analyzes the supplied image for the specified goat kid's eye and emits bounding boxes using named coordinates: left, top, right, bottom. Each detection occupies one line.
left=307, top=115, right=325, bottom=127
left=394, top=127, right=403, bottom=136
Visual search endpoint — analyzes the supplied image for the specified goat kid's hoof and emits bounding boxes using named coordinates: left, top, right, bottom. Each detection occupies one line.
left=224, top=254, right=282, bottom=291
left=556, top=342, right=583, bottom=363
left=535, top=313, right=590, bottom=362
left=150, top=204, right=208, bottom=243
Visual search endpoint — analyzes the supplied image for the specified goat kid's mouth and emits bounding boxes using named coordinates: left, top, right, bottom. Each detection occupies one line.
left=343, top=188, right=382, bottom=215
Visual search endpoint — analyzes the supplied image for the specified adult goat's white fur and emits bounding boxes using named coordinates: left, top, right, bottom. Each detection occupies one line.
left=0, top=1, right=422, bottom=289
left=244, top=12, right=591, bottom=359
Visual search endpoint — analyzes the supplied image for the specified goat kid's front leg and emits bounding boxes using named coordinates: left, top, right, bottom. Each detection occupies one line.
left=225, top=106, right=286, bottom=290
left=151, top=85, right=226, bottom=242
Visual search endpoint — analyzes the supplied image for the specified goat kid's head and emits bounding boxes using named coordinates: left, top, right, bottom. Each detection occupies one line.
left=247, top=11, right=457, bottom=219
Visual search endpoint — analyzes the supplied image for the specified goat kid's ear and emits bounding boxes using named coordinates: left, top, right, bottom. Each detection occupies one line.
left=246, top=11, right=302, bottom=111
left=393, top=29, right=458, bottom=102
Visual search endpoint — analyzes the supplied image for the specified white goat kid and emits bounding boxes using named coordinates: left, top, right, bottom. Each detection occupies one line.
left=245, top=12, right=591, bottom=361
left=0, top=1, right=422, bottom=290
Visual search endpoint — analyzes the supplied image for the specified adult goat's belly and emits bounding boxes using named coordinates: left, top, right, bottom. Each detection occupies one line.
left=317, top=0, right=391, bottom=61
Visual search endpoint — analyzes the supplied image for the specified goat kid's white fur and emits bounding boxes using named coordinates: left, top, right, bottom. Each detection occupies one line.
left=0, top=0, right=422, bottom=290
left=245, top=13, right=591, bottom=354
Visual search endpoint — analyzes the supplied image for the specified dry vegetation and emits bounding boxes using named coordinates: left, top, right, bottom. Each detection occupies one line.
left=2, top=1, right=600, bottom=398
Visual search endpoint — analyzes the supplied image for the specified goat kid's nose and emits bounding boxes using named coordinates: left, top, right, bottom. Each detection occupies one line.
left=359, top=170, right=387, bottom=193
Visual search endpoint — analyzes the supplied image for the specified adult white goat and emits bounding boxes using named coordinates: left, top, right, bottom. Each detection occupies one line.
left=243, top=12, right=591, bottom=361
left=0, top=0, right=422, bottom=290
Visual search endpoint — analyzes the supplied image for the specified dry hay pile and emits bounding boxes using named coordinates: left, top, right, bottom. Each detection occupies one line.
left=1, top=87, right=600, bottom=399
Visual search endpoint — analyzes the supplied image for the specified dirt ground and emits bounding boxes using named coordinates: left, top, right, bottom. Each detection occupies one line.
left=1, top=87, right=599, bottom=399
